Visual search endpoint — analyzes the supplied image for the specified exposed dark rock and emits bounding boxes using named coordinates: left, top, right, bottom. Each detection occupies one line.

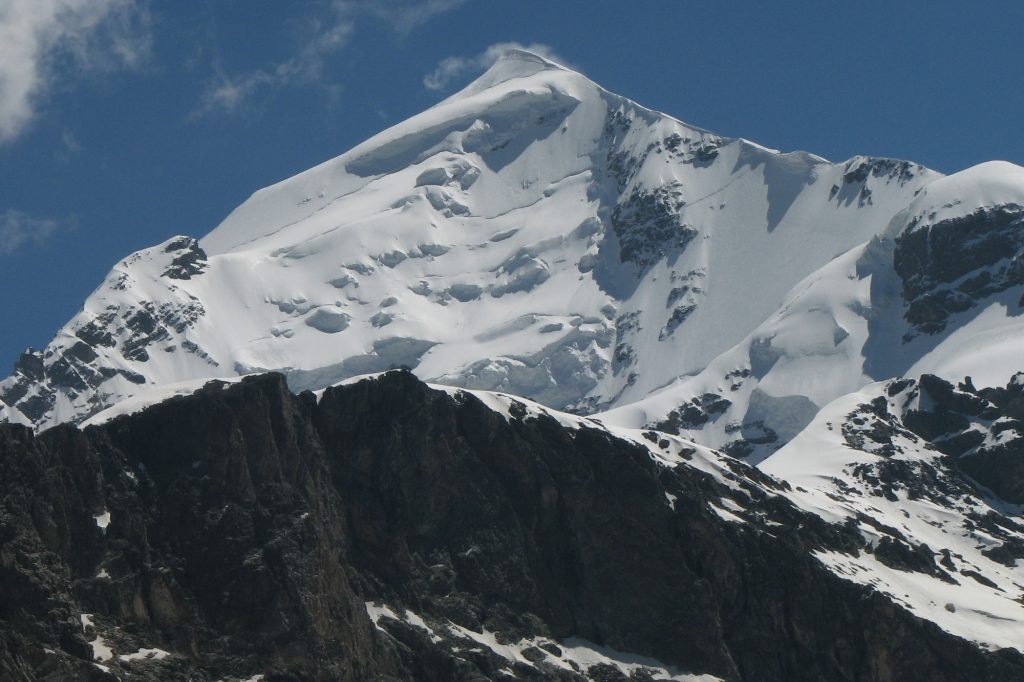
left=0, top=372, right=1020, bottom=680
left=654, top=393, right=732, bottom=432
left=983, top=538, right=1024, bottom=567
left=872, top=537, right=941, bottom=577
left=894, top=205, right=1024, bottom=335
left=0, top=296, right=211, bottom=427
left=832, top=158, right=919, bottom=208
left=611, top=183, right=695, bottom=270
left=659, top=303, right=696, bottom=340
left=962, top=570, right=1000, bottom=589
left=13, top=349, right=45, bottom=382
left=961, top=445, right=1024, bottom=505
left=874, top=374, right=1024, bottom=505
left=660, top=132, right=721, bottom=166
left=612, top=312, right=640, bottom=375
left=842, top=406, right=908, bottom=458
left=722, top=419, right=778, bottom=460
left=161, top=237, right=208, bottom=280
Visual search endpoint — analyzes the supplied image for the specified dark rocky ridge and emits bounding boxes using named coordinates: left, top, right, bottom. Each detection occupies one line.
left=881, top=372, right=1024, bottom=506
left=833, top=373, right=1024, bottom=575
left=894, top=204, right=1024, bottom=336
left=1, top=371, right=1022, bottom=681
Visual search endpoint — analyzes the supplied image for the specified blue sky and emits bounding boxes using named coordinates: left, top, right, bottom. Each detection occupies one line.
left=1, top=0, right=1022, bottom=370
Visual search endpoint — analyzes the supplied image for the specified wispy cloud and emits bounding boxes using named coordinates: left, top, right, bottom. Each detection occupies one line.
left=53, top=128, right=83, bottom=161
left=423, top=42, right=566, bottom=92
left=193, top=10, right=354, bottom=118
left=0, top=210, right=75, bottom=254
left=59, top=129, right=82, bottom=156
left=193, top=0, right=469, bottom=119
left=353, top=0, right=469, bottom=36
left=0, top=0, right=152, bottom=145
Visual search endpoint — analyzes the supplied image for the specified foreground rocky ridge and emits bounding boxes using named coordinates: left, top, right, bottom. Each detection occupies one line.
left=1, top=371, right=1022, bottom=681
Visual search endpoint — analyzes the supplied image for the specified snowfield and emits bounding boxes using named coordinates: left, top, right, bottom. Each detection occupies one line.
left=0, top=49, right=945, bottom=430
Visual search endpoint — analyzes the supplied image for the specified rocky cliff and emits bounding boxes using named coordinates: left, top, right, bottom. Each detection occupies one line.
left=1, top=371, right=1021, bottom=681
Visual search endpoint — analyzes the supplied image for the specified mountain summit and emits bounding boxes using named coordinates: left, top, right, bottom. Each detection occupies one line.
left=1, top=49, right=958, bottom=435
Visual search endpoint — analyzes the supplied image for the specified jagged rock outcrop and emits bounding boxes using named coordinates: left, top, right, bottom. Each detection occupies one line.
left=895, top=205, right=1024, bottom=336
left=1, top=371, right=1021, bottom=680
left=879, top=372, right=1024, bottom=505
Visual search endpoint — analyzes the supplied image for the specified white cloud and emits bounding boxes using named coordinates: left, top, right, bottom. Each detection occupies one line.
left=423, top=42, right=566, bottom=92
left=194, top=0, right=468, bottom=119
left=194, top=7, right=354, bottom=118
left=0, top=210, right=74, bottom=254
left=56, top=128, right=82, bottom=159
left=352, top=0, right=469, bottom=36
left=0, top=0, right=151, bottom=144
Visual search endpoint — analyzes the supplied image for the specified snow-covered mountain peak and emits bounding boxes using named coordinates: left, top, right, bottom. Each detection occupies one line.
left=201, top=49, right=590, bottom=256
left=444, top=47, right=570, bottom=97
left=0, top=57, right=954, bottom=434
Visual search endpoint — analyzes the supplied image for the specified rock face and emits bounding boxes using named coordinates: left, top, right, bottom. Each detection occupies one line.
left=889, top=373, right=1024, bottom=506
left=1, top=371, right=1022, bottom=681
left=895, top=205, right=1024, bottom=336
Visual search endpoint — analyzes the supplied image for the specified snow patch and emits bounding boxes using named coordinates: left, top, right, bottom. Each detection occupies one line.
left=80, top=614, right=113, bottom=662
left=119, top=647, right=171, bottom=662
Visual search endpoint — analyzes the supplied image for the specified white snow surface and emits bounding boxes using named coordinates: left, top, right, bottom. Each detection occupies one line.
left=762, top=383, right=1024, bottom=651
left=0, top=402, right=28, bottom=426
left=895, top=160, right=1024, bottom=230
left=93, top=509, right=111, bottom=530
left=80, top=614, right=113, bottom=662
left=364, top=600, right=721, bottom=680
left=1, top=48, right=953, bottom=431
left=601, top=160, right=1024, bottom=461
left=119, top=647, right=170, bottom=663
left=82, top=376, right=243, bottom=426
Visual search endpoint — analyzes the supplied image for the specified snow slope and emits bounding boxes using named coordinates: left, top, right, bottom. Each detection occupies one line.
left=0, top=49, right=942, bottom=430
left=601, top=160, right=1024, bottom=461
left=761, top=377, right=1024, bottom=651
